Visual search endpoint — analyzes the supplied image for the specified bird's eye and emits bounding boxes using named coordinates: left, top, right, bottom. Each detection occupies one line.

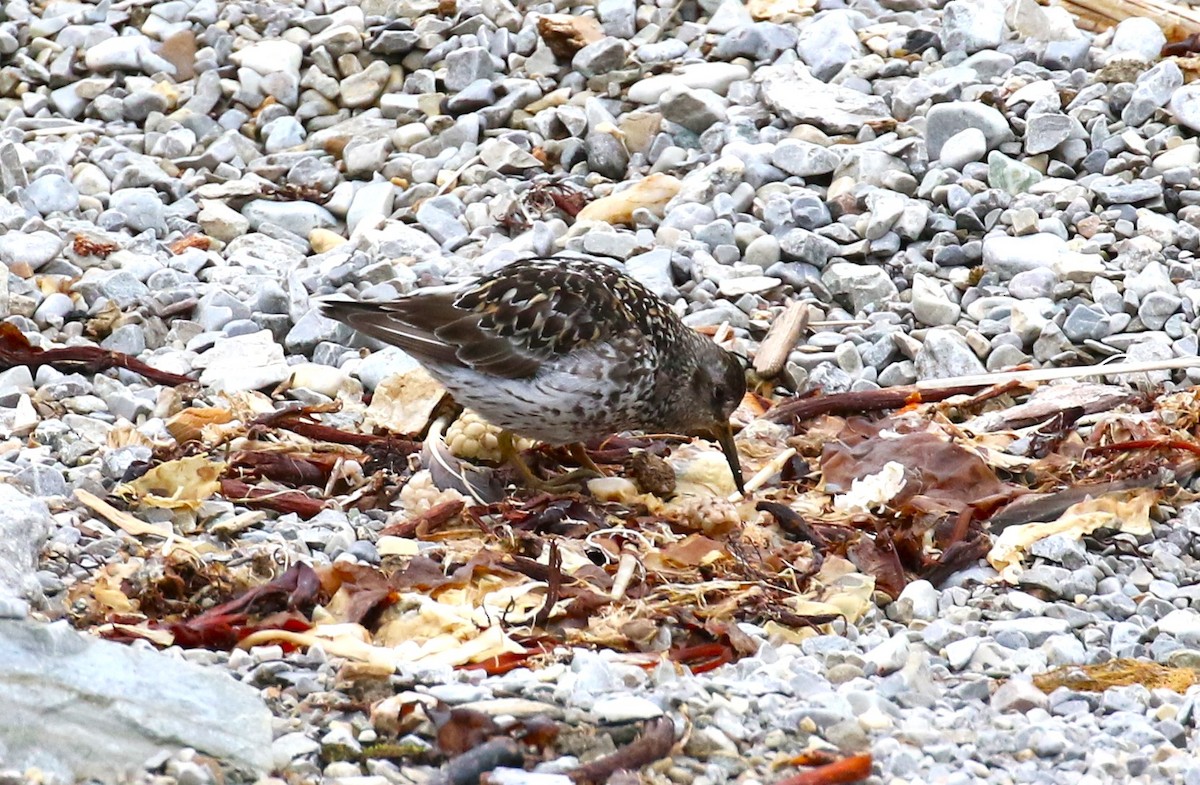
left=711, top=386, right=727, bottom=412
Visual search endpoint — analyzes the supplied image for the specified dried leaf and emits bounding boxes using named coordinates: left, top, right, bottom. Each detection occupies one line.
left=164, top=563, right=322, bottom=649
left=75, top=488, right=173, bottom=539
left=166, top=407, right=234, bottom=443
left=988, top=491, right=1155, bottom=581
left=575, top=174, right=681, bottom=226
left=536, top=14, right=605, bottom=59
left=364, top=367, right=446, bottom=436
left=773, top=753, right=873, bottom=785
left=1032, top=659, right=1196, bottom=694
left=0, top=322, right=194, bottom=386
left=73, top=235, right=118, bottom=258
left=821, top=422, right=1010, bottom=513
left=170, top=235, right=212, bottom=253
left=116, top=455, right=226, bottom=510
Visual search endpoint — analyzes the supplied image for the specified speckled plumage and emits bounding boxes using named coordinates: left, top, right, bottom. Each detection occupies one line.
left=320, top=257, right=746, bottom=484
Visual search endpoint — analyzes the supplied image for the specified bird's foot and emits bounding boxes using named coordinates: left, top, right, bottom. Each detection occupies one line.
left=515, top=467, right=602, bottom=494
left=500, top=433, right=605, bottom=493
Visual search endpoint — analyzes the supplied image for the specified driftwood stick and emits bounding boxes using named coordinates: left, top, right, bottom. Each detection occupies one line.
left=753, top=301, right=809, bottom=379
left=914, top=357, right=1200, bottom=389
left=1055, top=0, right=1200, bottom=37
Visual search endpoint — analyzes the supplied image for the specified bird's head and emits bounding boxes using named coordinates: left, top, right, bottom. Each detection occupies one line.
left=683, top=342, right=747, bottom=494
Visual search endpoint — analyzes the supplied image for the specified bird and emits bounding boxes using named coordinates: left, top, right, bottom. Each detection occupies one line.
left=319, top=257, right=746, bottom=493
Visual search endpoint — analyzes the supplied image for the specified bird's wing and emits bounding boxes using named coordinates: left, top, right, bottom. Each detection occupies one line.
left=319, top=259, right=653, bottom=380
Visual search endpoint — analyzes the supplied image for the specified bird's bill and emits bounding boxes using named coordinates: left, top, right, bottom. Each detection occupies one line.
left=710, top=421, right=745, bottom=495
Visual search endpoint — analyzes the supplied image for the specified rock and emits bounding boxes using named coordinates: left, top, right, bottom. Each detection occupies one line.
left=82, top=35, right=162, bottom=73
left=231, top=40, right=303, bottom=77
left=572, top=38, right=628, bottom=78
left=772, top=139, right=839, bottom=177
left=340, top=60, right=390, bottom=108
left=1169, top=85, right=1200, bottom=133
left=0, top=231, right=64, bottom=271
left=893, top=580, right=939, bottom=623
left=822, top=262, right=899, bottom=314
left=939, top=128, right=987, bottom=169
left=1123, top=61, right=1183, bottom=127
left=911, top=274, right=961, bottom=326
left=0, top=619, right=272, bottom=782
left=109, top=188, right=165, bottom=234
left=795, top=11, right=864, bottom=81
left=941, top=0, right=1005, bottom=54
left=718, top=276, right=781, bottom=296
left=757, top=62, right=892, bottom=134
left=242, top=199, right=337, bottom=238
left=1089, top=176, right=1162, bottom=205
left=915, top=327, right=986, bottom=379
left=660, top=86, right=728, bottom=134
left=591, top=696, right=663, bottom=723
left=864, top=634, right=909, bottom=675
left=198, top=199, right=250, bottom=242
left=445, top=47, right=496, bottom=91
left=262, top=117, right=306, bottom=152
left=598, top=0, right=636, bottom=37
left=416, top=200, right=469, bottom=246
left=25, top=173, right=79, bottom=215
left=1024, top=113, right=1084, bottom=155
left=1107, top=16, right=1166, bottom=63
left=1063, top=304, right=1112, bottom=342
left=926, top=102, right=1013, bottom=160
left=195, top=331, right=292, bottom=392
left=988, top=151, right=1043, bottom=194
left=628, top=63, right=751, bottom=103
left=1042, top=38, right=1090, bottom=70
left=982, top=233, right=1066, bottom=279
left=991, top=676, right=1049, bottom=713
left=585, top=133, right=629, bottom=180
left=0, top=485, right=49, bottom=612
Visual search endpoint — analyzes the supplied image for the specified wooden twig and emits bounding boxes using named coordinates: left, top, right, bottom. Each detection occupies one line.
left=1055, top=0, right=1200, bottom=37
left=915, top=357, right=1200, bottom=390
left=569, top=717, right=676, bottom=784
left=753, top=302, right=809, bottom=379
left=763, top=384, right=987, bottom=424
left=0, top=322, right=194, bottom=386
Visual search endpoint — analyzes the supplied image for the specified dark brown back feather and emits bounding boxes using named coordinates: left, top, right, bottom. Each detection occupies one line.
left=320, top=258, right=686, bottom=380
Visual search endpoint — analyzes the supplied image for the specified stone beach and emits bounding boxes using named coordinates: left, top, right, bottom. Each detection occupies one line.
left=6, top=0, right=1200, bottom=782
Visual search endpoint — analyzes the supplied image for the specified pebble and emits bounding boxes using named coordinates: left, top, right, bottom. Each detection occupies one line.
left=1107, top=17, right=1166, bottom=63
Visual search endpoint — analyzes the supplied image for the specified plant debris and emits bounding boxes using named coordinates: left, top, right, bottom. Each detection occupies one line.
left=56, top=375, right=1200, bottom=777
left=1032, top=659, right=1197, bottom=694
left=0, top=322, right=194, bottom=386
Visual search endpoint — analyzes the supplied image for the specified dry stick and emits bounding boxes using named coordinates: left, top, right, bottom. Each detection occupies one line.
left=0, top=323, right=194, bottom=386
left=1056, top=0, right=1200, bottom=36
left=765, top=358, right=1200, bottom=424
left=569, top=716, right=676, bottom=784
left=753, top=301, right=810, bottom=378
left=914, top=356, right=1200, bottom=389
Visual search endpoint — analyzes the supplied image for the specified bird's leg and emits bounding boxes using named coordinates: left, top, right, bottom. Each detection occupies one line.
left=498, top=430, right=546, bottom=488
left=567, top=442, right=605, bottom=477
left=498, top=433, right=601, bottom=492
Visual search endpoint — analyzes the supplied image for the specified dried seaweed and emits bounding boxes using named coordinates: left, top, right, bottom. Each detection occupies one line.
left=763, top=383, right=988, bottom=425
left=774, top=754, right=873, bottom=785
left=68, top=377, right=1200, bottom=692
left=0, top=322, right=193, bottom=386
left=569, top=717, right=675, bottom=784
